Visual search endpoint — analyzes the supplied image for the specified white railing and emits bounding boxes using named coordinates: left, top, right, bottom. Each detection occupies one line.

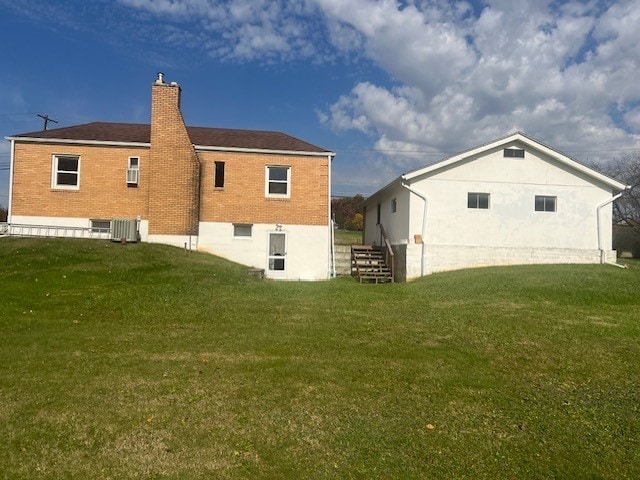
left=1, top=223, right=111, bottom=239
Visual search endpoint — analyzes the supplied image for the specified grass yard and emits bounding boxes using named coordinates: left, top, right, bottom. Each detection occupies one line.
left=1, top=238, right=639, bottom=479
left=334, top=229, right=362, bottom=245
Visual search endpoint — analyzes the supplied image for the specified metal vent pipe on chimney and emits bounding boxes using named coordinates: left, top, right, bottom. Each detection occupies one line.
left=156, top=72, right=165, bottom=84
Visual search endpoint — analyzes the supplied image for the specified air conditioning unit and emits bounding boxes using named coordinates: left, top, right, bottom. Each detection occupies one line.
left=126, top=168, right=139, bottom=185
left=111, top=218, right=138, bottom=242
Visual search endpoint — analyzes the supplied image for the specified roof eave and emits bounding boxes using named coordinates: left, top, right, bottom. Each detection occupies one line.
left=402, top=132, right=628, bottom=192
left=5, top=136, right=150, bottom=148
left=194, top=144, right=335, bottom=157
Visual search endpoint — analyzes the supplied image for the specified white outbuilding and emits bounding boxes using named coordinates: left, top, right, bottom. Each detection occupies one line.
left=361, top=132, right=628, bottom=281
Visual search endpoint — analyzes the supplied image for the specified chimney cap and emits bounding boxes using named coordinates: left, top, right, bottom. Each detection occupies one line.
left=155, top=72, right=165, bottom=84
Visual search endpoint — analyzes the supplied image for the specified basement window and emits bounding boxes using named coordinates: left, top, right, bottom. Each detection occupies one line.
left=214, top=161, right=225, bottom=188
left=90, top=219, right=111, bottom=234
left=468, top=192, right=490, bottom=209
left=52, top=155, right=80, bottom=189
left=233, top=224, right=253, bottom=238
left=535, top=195, right=556, bottom=212
left=504, top=148, right=525, bottom=158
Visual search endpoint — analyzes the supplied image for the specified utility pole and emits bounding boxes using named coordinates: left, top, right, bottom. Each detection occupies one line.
left=37, top=113, right=58, bottom=130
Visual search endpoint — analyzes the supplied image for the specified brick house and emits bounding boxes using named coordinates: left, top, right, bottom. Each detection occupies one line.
left=6, top=74, right=335, bottom=280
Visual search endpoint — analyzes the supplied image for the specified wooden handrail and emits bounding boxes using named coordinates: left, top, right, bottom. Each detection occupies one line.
left=378, top=224, right=395, bottom=282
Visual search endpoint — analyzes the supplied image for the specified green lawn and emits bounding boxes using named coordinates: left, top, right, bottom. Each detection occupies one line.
left=334, top=229, right=362, bottom=245
left=1, top=238, right=639, bottom=479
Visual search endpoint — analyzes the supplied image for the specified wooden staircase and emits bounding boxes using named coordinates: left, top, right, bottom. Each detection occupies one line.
left=351, top=245, right=394, bottom=283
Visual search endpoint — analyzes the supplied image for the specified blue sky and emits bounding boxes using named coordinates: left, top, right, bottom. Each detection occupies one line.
left=2, top=0, right=640, bottom=209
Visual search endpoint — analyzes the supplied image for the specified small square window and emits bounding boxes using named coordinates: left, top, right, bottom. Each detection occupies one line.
left=504, top=148, right=525, bottom=158
left=233, top=224, right=252, bottom=237
left=535, top=195, right=556, bottom=212
left=468, top=192, right=490, bottom=209
left=214, top=161, right=225, bottom=188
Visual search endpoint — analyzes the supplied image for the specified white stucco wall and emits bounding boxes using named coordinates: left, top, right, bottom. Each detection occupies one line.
left=364, top=142, right=620, bottom=280
left=363, top=184, right=410, bottom=246
left=198, top=222, right=330, bottom=281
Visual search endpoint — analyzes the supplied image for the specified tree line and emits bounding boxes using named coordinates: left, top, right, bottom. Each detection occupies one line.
left=332, top=194, right=364, bottom=231
left=595, top=152, right=640, bottom=257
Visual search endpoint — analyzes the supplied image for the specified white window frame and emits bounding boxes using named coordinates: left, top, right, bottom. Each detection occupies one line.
left=535, top=195, right=556, bottom=212
left=90, top=219, right=111, bottom=234
left=127, top=157, right=139, bottom=185
left=51, top=154, right=80, bottom=190
left=233, top=223, right=253, bottom=238
left=468, top=192, right=490, bottom=209
left=265, top=165, right=291, bottom=198
left=504, top=148, right=525, bottom=158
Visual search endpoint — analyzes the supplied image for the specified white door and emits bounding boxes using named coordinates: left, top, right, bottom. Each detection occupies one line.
left=267, top=232, right=287, bottom=278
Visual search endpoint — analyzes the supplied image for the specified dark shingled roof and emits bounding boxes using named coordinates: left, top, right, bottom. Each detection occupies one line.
left=12, top=122, right=330, bottom=153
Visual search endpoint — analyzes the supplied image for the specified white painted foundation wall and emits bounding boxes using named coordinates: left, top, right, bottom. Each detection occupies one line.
left=198, top=222, right=330, bottom=281
left=10, top=216, right=331, bottom=281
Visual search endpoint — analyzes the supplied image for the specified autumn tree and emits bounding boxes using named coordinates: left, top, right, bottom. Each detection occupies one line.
left=331, top=195, right=364, bottom=231
left=0, top=206, right=7, bottom=222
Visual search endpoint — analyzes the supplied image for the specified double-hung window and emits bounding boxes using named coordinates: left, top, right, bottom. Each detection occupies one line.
left=535, top=195, right=556, bottom=212
left=127, top=157, right=139, bottom=185
left=52, top=155, right=80, bottom=189
left=468, top=192, right=490, bottom=209
left=266, top=165, right=290, bottom=198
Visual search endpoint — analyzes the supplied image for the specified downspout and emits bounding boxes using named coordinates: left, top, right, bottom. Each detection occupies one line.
left=596, top=192, right=626, bottom=268
left=7, top=139, right=15, bottom=223
left=401, top=178, right=428, bottom=277
left=328, top=154, right=336, bottom=278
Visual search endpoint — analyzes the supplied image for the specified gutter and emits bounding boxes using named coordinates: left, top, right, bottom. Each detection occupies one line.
left=596, top=192, right=626, bottom=268
left=400, top=178, right=428, bottom=277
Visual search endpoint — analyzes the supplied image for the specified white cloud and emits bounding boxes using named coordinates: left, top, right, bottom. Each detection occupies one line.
left=13, top=0, right=638, bottom=190
left=319, top=0, right=640, bottom=177
left=117, top=0, right=327, bottom=61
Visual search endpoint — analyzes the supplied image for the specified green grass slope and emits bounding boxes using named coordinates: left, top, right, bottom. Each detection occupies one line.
left=1, top=238, right=639, bottom=479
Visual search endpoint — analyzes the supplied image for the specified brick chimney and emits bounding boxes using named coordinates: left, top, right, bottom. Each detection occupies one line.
left=148, top=73, right=200, bottom=236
